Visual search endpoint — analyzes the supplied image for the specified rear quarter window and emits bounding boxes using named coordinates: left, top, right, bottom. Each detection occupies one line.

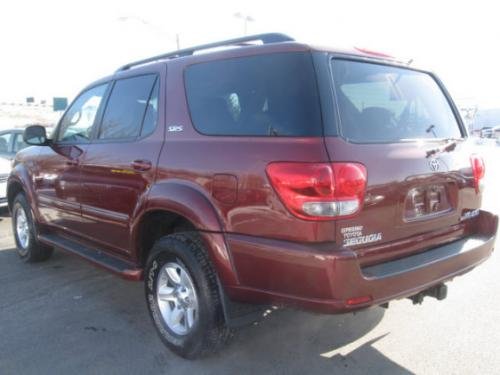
left=331, top=59, right=462, bottom=142
left=184, top=52, right=322, bottom=136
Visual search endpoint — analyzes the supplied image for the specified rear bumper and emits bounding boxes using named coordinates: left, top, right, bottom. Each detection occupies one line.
left=225, top=210, right=498, bottom=313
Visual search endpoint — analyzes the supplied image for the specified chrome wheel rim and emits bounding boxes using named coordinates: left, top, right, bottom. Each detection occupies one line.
left=156, top=261, right=198, bottom=335
left=16, top=207, right=30, bottom=249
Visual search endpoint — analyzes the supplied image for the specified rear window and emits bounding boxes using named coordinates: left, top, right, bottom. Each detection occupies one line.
left=332, top=60, right=462, bottom=142
left=184, top=52, right=322, bottom=136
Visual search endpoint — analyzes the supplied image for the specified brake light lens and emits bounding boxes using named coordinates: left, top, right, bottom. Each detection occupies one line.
left=470, top=155, right=485, bottom=193
left=354, top=47, right=394, bottom=59
left=266, top=162, right=367, bottom=220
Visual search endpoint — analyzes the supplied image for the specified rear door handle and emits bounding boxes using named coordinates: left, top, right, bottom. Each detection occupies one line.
left=66, top=158, right=79, bottom=166
left=131, top=159, right=152, bottom=171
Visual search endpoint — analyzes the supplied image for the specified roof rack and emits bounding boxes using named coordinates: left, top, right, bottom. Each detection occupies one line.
left=116, top=33, right=294, bottom=72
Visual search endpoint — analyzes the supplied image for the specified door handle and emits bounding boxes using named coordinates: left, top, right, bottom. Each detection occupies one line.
left=131, top=159, right=152, bottom=171
left=66, top=158, right=79, bottom=166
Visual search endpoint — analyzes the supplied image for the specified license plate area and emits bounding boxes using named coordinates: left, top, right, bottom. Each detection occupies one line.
left=404, top=184, right=453, bottom=222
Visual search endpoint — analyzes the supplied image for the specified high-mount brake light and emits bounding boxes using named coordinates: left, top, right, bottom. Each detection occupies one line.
left=266, top=162, right=367, bottom=221
left=470, top=155, right=485, bottom=193
left=354, top=47, right=394, bottom=59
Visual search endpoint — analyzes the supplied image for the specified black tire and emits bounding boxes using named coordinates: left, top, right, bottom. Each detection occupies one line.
left=12, top=193, right=53, bottom=262
left=145, top=232, right=231, bottom=359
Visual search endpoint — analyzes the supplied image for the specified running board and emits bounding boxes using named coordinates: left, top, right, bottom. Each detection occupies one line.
left=38, top=234, right=143, bottom=280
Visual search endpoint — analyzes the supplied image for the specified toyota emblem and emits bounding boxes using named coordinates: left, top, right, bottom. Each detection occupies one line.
left=429, top=158, right=440, bottom=172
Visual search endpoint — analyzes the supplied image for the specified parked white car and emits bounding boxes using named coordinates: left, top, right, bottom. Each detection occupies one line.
left=0, top=156, right=11, bottom=207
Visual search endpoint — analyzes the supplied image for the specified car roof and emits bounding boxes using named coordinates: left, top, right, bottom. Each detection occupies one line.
left=83, top=33, right=414, bottom=90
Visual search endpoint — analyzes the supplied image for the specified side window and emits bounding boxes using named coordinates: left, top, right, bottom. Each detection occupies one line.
left=0, top=133, right=12, bottom=153
left=57, top=84, right=108, bottom=142
left=184, top=52, right=322, bottom=136
left=140, top=78, right=159, bottom=137
left=13, top=133, right=28, bottom=152
left=98, top=75, right=157, bottom=140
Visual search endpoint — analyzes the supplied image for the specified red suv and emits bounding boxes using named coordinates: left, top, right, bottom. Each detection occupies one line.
left=9, top=33, right=498, bottom=358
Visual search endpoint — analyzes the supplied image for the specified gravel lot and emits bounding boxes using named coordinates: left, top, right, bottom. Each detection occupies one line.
left=0, top=142, right=498, bottom=375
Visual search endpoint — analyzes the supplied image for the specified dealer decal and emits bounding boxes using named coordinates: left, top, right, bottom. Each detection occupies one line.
left=341, top=225, right=382, bottom=247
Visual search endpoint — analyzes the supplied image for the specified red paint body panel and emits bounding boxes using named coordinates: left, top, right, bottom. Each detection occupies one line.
left=226, top=211, right=497, bottom=313
left=8, top=39, right=498, bottom=314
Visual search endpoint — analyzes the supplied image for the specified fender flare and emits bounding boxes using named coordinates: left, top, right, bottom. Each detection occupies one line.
left=131, top=179, right=238, bottom=286
left=7, top=165, right=36, bottom=211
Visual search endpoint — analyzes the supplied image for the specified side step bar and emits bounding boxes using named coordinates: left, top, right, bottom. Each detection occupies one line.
left=39, top=234, right=143, bottom=280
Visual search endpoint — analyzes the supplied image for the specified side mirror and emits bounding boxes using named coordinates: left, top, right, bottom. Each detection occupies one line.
left=24, top=125, right=49, bottom=146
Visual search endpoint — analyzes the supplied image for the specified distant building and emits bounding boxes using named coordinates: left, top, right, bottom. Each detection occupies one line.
left=0, top=102, right=61, bottom=130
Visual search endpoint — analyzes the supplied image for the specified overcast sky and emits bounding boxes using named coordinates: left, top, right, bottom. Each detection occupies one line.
left=1, top=0, right=498, bottom=108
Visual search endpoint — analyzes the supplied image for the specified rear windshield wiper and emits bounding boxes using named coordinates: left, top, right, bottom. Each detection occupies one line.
left=426, top=124, right=437, bottom=138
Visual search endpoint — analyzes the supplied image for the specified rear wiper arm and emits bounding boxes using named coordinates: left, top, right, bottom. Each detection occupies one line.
left=426, top=124, right=437, bottom=138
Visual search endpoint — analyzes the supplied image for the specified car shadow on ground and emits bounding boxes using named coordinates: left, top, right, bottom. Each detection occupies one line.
left=0, top=246, right=409, bottom=374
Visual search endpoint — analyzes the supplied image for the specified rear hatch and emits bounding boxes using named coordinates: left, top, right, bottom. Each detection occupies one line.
left=326, top=58, right=481, bottom=266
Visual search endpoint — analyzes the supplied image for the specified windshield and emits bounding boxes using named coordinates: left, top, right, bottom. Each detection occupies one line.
left=331, top=59, right=462, bottom=142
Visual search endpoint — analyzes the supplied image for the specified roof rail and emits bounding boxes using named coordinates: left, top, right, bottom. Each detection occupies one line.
left=116, top=33, right=294, bottom=72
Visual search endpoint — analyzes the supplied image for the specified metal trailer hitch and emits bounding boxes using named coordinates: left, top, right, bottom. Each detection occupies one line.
left=409, top=283, right=448, bottom=305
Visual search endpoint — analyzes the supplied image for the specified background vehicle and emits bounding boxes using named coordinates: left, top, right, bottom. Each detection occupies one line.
left=0, top=128, right=50, bottom=208
left=8, top=34, right=498, bottom=359
left=493, top=125, right=500, bottom=139
left=480, top=126, right=493, bottom=138
left=0, top=129, right=29, bottom=160
left=0, top=157, right=11, bottom=207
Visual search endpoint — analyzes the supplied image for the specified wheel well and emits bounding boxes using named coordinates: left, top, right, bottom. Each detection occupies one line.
left=138, top=210, right=197, bottom=266
left=7, top=181, right=23, bottom=210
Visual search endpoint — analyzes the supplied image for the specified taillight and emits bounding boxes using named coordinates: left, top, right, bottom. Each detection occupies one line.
left=266, top=162, right=367, bottom=221
left=470, top=155, right=485, bottom=193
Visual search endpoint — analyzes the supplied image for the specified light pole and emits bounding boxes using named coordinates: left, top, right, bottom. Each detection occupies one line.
left=234, top=12, right=255, bottom=35
left=117, top=16, right=180, bottom=49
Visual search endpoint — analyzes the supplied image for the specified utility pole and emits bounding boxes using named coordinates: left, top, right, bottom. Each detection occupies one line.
left=234, top=12, right=255, bottom=35
left=117, top=16, right=180, bottom=49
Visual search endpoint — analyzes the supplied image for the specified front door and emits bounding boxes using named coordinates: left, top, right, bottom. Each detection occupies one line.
left=34, top=83, right=108, bottom=234
left=78, top=73, right=163, bottom=255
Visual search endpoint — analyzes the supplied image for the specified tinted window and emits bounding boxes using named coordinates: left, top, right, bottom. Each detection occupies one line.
left=99, top=75, right=157, bottom=140
left=141, top=78, right=159, bottom=137
left=58, top=84, right=107, bottom=142
left=332, top=60, right=462, bottom=142
left=185, top=52, right=322, bottom=136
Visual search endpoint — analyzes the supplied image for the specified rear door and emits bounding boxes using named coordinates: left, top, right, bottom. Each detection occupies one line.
left=326, top=59, right=479, bottom=265
left=78, top=72, right=163, bottom=255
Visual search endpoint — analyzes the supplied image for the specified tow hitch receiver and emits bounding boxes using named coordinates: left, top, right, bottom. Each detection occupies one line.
left=409, top=283, right=448, bottom=305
